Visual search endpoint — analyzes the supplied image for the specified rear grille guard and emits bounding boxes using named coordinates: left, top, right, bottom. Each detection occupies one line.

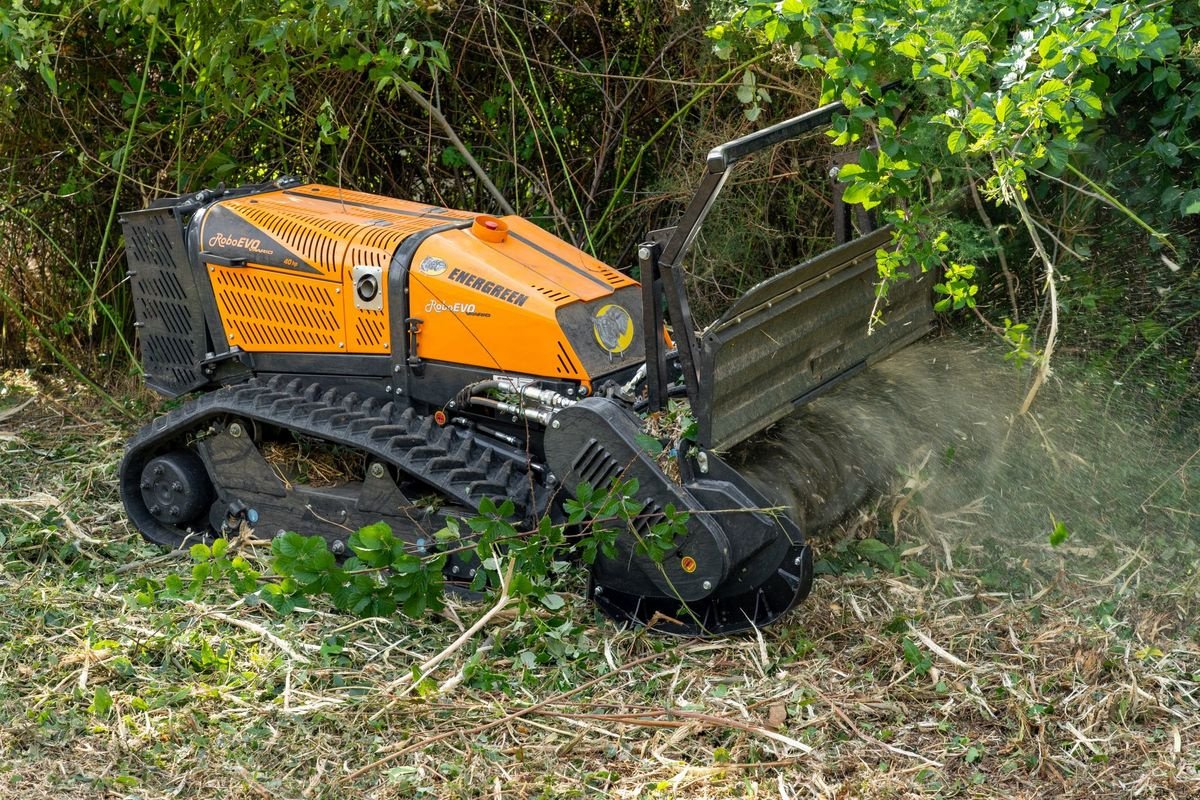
left=121, top=206, right=208, bottom=397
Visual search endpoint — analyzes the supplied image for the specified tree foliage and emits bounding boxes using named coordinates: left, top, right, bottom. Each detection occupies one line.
left=711, top=0, right=1194, bottom=404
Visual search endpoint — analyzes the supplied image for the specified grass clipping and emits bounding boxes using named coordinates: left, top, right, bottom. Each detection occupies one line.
left=0, top=359, right=1198, bottom=799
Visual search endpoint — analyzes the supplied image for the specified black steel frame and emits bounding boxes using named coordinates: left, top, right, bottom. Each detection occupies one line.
left=637, top=97, right=854, bottom=414
left=634, top=80, right=927, bottom=422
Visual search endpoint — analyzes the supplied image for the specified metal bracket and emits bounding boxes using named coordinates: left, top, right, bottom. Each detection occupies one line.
left=638, top=242, right=669, bottom=412
left=199, top=346, right=248, bottom=378
left=405, top=318, right=424, bottom=374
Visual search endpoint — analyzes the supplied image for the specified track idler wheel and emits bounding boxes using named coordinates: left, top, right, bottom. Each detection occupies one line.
left=139, top=450, right=214, bottom=528
left=121, top=443, right=217, bottom=548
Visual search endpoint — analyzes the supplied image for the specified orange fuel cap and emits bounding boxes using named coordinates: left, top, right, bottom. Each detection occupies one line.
left=680, top=556, right=697, bottom=573
left=472, top=215, right=509, bottom=243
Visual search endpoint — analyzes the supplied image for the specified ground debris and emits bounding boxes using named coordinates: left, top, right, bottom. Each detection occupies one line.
left=0, top=361, right=1197, bottom=799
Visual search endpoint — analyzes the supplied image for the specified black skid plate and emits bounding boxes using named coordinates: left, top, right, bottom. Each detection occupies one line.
left=544, top=398, right=813, bottom=635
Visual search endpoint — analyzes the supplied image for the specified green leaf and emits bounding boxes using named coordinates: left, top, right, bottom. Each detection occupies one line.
left=274, top=532, right=303, bottom=559
left=855, top=538, right=896, bottom=569
left=541, top=593, right=566, bottom=611
left=1178, top=189, right=1200, bottom=215
left=946, top=129, right=967, bottom=154
left=1076, top=92, right=1103, bottom=118
left=1049, top=517, right=1071, bottom=547
left=995, top=95, right=1014, bottom=123
left=391, top=554, right=423, bottom=574
left=38, top=61, right=58, bottom=96
left=402, top=592, right=427, bottom=618
left=634, top=433, right=664, bottom=457
left=90, top=686, right=113, bottom=717
left=840, top=182, right=878, bottom=209
left=892, top=36, right=924, bottom=60
left=837, top=163, right=866, bottom=180
left=901, top=636, right=931, bottom=674
left=964, top=107, right=995, bottom=137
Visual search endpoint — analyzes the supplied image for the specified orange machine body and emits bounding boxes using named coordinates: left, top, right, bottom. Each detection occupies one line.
left=197, top=184, right=643, bottom=389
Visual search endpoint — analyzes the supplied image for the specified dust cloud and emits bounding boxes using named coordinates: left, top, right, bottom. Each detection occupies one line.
left=730, top=338, right=1198, bottom=581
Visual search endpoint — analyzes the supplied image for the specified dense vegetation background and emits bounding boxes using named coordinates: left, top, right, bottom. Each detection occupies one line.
left=0, top=0, right=1196, bottom=425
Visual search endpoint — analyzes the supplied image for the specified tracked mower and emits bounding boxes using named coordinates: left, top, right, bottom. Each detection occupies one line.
left=118, top=97, right=933, bottom=635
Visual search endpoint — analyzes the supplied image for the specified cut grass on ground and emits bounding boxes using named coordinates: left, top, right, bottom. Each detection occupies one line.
left=0, top=379, right=1197, bottom=799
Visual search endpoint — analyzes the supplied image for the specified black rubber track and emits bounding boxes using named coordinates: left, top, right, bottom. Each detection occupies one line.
left=119, top=376, right=548, bottom=547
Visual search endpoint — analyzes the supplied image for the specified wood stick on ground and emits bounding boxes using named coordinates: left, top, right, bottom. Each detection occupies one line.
left=907, top=622, right=969, bottom=669
left=553, top=710, right=814, bottom=754
left=378, top=554, right=515, bottom=701
left=340, top=649, right=667, bottom=786
left=0, top=397, right=35, bottom=423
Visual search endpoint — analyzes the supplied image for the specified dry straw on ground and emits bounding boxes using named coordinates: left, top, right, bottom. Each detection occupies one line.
left=0, top=357, right=1196, bottom=799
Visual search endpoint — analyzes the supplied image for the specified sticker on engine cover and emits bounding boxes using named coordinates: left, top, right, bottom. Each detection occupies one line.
left=425, top=300, right=473, bottom=314
left=418, top=256, right=448, bottom=276
left=592, top=303, right=634, bottom=355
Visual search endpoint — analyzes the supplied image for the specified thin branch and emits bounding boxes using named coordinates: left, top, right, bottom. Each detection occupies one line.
left=969, top=179, right=1020, bottom=321
left=192, top=604, right=313, bottom=664
left=1012, top=191, right=1059, bottom=416
left=397, top=80, right=516, bottom=216
left=378, top=553, right=515, bottom=700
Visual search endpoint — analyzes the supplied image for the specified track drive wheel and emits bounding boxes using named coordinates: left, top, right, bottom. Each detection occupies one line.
left=121, top=445, right=217, bottom=548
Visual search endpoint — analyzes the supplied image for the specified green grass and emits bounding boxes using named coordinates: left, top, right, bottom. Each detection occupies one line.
left=0, top=373, right=1197, bottom=799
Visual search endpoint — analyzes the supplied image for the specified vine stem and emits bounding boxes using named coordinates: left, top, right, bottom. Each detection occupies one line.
left=968, top=179, right=1020, bottom=321
left=376, top=551, right=515, bottom=701
left=87, top=25, right=157, bottom=333
left=1063, top=162, right=1173, bottom=250
left=1013, top=190, right=1059, bottom=416
left=397, top=80, right=516, bottom=216
left=351, top=37, right=515, bottom=216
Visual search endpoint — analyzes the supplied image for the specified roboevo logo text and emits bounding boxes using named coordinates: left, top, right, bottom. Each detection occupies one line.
left=424, top=301, right=477, bottom=314
left=207, top=233, right=276, bottom=256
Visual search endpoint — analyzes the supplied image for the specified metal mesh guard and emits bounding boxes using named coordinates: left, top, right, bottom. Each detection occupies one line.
left=122, top=207, right=208, bottom=397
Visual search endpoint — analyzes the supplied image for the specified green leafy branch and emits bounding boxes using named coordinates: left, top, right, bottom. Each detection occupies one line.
left=161, top=477, right=686, bottom=628
left=710, top=0, right=1182, bottom=409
